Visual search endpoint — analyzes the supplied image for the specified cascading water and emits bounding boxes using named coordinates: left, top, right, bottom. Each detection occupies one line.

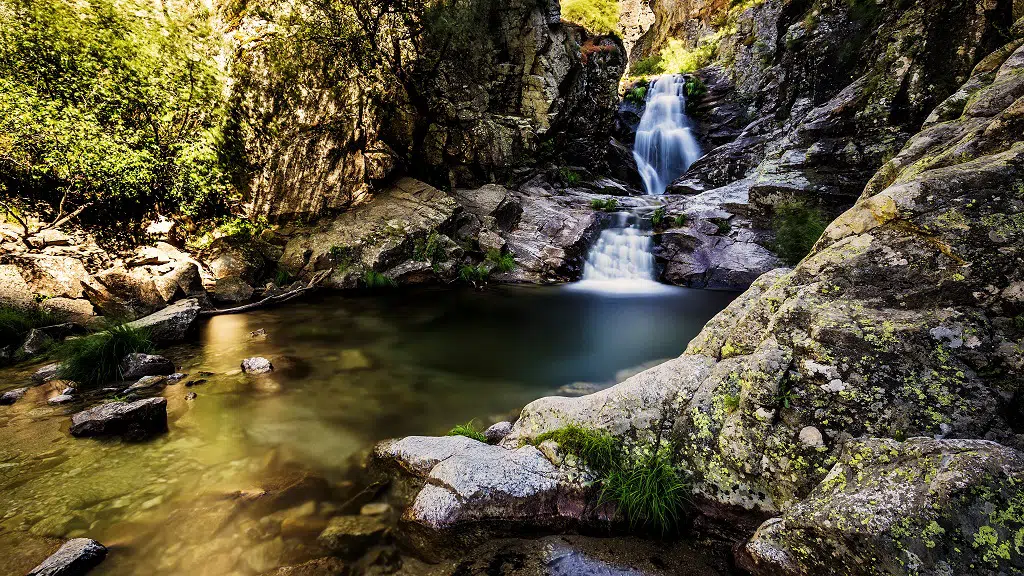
left=571, top=75, right=700, bottom=293
left=633, top=75, right=703, bottom=196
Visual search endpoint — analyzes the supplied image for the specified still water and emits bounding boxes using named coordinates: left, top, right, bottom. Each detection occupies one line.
left=0, top=285, right=734, bottom=575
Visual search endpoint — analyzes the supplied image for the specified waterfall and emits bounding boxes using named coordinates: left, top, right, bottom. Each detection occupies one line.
left=633, top=75, right=702, bottom=196
left=581, top=213, right=655, bottom=282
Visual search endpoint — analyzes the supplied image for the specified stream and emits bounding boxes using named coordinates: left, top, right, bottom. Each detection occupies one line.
left=0, top=284, right=735, bottom=575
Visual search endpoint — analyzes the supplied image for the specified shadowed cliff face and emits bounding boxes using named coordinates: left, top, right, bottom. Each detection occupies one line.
left=225, top=0, right=625, bottom=222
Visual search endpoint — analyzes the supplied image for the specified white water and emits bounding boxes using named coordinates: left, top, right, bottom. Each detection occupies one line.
left=572, top=75, right=701, bottom=294
left=633, top=75, right=703, bottom=196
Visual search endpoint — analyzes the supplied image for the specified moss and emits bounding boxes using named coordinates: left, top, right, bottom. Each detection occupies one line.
left=534, top=424, right=619, bottom=473
left=361, top=270, right=397, bottom=289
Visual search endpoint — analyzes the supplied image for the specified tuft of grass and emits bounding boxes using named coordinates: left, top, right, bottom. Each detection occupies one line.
left=672, top=214, right=689, bottom=228
left=535, top=424, right=620, bottom=473
left=624, top=85, right=648, bottom=105
left=684, top=76, right=707, bottom=99
left=590, top=198, right=620, bottom=212
left=414, top=231, right=445, bottom=266
left=651, top=206, right=667, bottom=228
left=362, top=270, right=397, bottom=289
left=274, top=269, right=292, bottom=286
left=772, top=199, right=828, bottom=265
left=219, top=216, right=268, bottom=242
left=330, top=245, right=358, bottom=270
left=459, top=264, right=490, bottom=285
left=448, top=420, right=487, bottom=442
left=55, top=323, right=153, bottom=387
left=0, top=305, right=56, bottom=348
left=723, top=394, right=741, bottom=413
left=710, top=218, right=732, bottom=235
left=486, top=250, right=516, bottom=273
left=560, top=167, right=582, bottom=186
left=600, top=448, right=689, bottom=534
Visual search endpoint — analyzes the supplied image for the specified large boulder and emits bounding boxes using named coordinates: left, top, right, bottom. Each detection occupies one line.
left=739, top=438, right=1024, bottom=576
left=27, top=538, right=106, bottom=576
left=127, top=298, right=201, bottom=344
left=69, top=398, right=168, bottom=440
left=8, top=255, right=90, bottom=299
left=0, top=263, right=35, bottom=307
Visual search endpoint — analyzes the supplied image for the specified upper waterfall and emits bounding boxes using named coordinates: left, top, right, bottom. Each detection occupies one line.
left=633, top=75, right=702, bottom=195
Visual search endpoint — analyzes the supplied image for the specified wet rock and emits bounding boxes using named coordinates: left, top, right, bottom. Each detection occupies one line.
left=127, top=298, right=200, bottom=344
left=185, top=392, right=197, bottom=401
left=120, top=353, right=175, bottom=380
left=484, top=421, right=513, bottom=444
left=0, top=387, right=28, bottom=405
left=242, top=357, right=274, bottom=374
left=206, top=236, right=268, bottom=285
left=213, top=276, right=255, bottom=303
left=32, top=363, right=62, bottom=384
left=740, top=439, right=1024, bottom=576
left=316, top=515, right=389, bottom=558
left=260, top=557, right=346, bottom=576
left=184, top=379, right=207, bottom=387
left=19, top=328, right=55, bottom=356
left=250, top=328, right=267, bottom=339
left=359, top=502, right=391, bottom=517
left=27, top=538, right=106, bottom=576
left=69, top=398, right=168, bottom=440
left=126, top=375, right=166, bottom=392
left=166, top=373, right=187, bottom=383
left=48, top=394, right=75, bottom=405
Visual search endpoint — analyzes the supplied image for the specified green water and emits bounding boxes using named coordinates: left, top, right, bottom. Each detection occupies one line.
left=0, top=285, right=735, bottom=575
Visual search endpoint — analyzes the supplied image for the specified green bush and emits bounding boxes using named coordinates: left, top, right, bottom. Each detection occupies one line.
left=660, top=37, right=716, bottom=74
left=486, top=250, right=516, bottom=273
left=624, top=85, right=648, bottom=105
left=448, top=421, right=487, bottom=443
left=590, top=198, right=620, bottom=212
left=651, top=207, right=667, bottom=228
left=561, top=0, right=620, bottom=35
left=0, top=305, right=56, bottom=349
left=772, top=199, right=828, bottom=265
left=55, top=323, right=153, bottom=387
left=684, top=76, right=707, bottom=99
left=630, top=56, right=665, bottom=77
left=600, top=449, right=689, bottom=533
left=672, top=214, right=689, bottom=228
left=361, top=270, right=397, bottom=289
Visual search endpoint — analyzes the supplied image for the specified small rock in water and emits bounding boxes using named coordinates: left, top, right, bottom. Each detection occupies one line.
left=250, top=328, right=267, bottom=339
left=126, top=375, right=166, bottom=392
left=484, top=421, right=513, bottom=444
left=120, top=353, right=175, bottom=380
left=184, top=379, right=208, bottom=387
left=28, top=537, right=107, bottom=576
left=0, top=387, right=28, bottom=405
left=166, top=373, right=187, bottom=384
left=339, top=349, right=372, bottom=371
left=197, top=371, right=216, bottom=377
left=32, top=363, right=62, bottom=384
left=48, top=394, right=75, bottom=405
left=359, top=502, right=391, bottom=517
left=69, top=398, right=168, bottom=440
left=241, top=357, right=274, bottom=374
left=60, top=386, right=75, bottom=396
left=185, top=392, right=198, bottom=400
left=317, top=515, right=389, bottom=557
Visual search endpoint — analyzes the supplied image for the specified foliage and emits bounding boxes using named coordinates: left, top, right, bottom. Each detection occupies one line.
left=0, top=305, right=56, bottom=348
left=630, top=56, right=665, bottom=77
left=561, top=0, right=620, bottom=35
left=660, top=37, right=717, bottom=74
left=274, top=269, right=292, bottom=286
left=361, top=270, right=397, bottom=289
left=459, top=264, right=490, bottom=285
left=590, top=198, right=620, bottom=212
left=710, top=218, right=732, bottom=234
left=600, top=448, right=689, bottom=534
left=486, top=250, right=516, bottom=273
left=672, top=214, right=689, bottom=228
left=560, top=167, right=583, bottom=186
left=723, top=394, right=740, bottom=413
left=651, top=207, right=667, bottom=228
left=55, top=323, right=153, bottom=387
left=772, top=199, right=828, bottom=265
left=535, top=425, right=620, bottom=474
left=414, top=231, right=445, bottom=266
left=448, top=420, right=487, bottom=442
left=624, top=85, right=648, bottom=106
left=219, top=216, right=268, bottom=241
left=330, top=245, right=359, bottom=270
left=684, top=76, right=707, bottom=99
left=0, top=0, right=230, bottom=222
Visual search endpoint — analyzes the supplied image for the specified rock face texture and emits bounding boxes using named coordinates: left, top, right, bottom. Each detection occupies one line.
left=375, top=32, right=1024, bottom=570
left=228, top=0, right=626, bottom=221
left=27, top=538, right=106, bottom=576
left=69, top=398, right=168, bottom=440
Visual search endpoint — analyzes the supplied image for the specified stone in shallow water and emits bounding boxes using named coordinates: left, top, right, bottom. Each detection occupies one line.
left=32, top=363, right=61, bottom=384
left=126, top=375, right=166, bottom=392
left=317, top=515, right=389, bottom=558
left=27, top=538, right=106, bottom=576
left=69, top=398, right=168, bottom=440
left=262, top=557, right=346, bottom=576
left=242, top=357, right=274, bottom=374
left=359, top=502, right=391, bottom=517
left=0, top=387, right=28, bottom=405
left=127, top=297, right=200, bottom=344
left=48, top=394, right=75, bottom=405
left=120, top=353, right=175, bottom=380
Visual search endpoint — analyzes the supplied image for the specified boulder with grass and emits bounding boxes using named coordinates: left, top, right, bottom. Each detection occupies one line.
left=55, top=323, right=153, bottom=388
left=69, top=398, right=168, bottom=440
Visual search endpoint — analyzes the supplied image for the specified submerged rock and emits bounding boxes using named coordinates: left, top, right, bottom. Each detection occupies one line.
left=316, top=515, right=389, bottom=558
left=28, top=538, right=106, bottom=576
left=32, top=363, right=62, bottom=384
left=120, top=353, right=175, bottom=380
left=69, top=398, right=168, bottom=440
left=260, top=557, right=346, bottom=576
left=0, top=387, right=28, bottom=405
left=242, top=357, right=274, bottom=374
left=47, top=394, right=75, bottom=405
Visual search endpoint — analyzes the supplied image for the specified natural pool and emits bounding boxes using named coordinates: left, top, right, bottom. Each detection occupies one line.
left=0, top=284, right=735, bottom=575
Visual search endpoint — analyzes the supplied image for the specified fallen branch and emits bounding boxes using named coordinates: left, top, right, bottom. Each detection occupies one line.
left=199, top=270, right=332, bottom=317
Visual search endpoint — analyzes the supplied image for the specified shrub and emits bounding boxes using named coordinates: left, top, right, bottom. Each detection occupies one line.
left=772, top=199, right=828, bottom=265
left=561, top=0, right=620, bottom=35
left=630, top=56, right=665, bottom=77
left=651, top=206, right=667, bottom=228
left=55, top=323, right=153, bottom=387
left=535, top=425, right=620, bottom=473
left=0, top=305, right=56, bottom=348
left=710, top=218, right=732, bottom=234
left=624, top=85, right=648, bottom=105
left=560, top=167, right=582, bottom=186
left=672, top=214, right=689, bottom=228
left=219, top=216, right=268, bottom=241
left=486, top=250, right=516, bottom=273
left=684, top=76, right=707, bottom=99
left=600, top=449, right=689, bottom=534
left=459, top=264, right=490, bottom=285
left=660, top=37, right=716, bottom=74
left=723, top=394, right=740, bottom=413
left=362, top=270, right=397, bottom=289
left=448, top=421, right=487, bottom=443
left=590, top=198, right=620, bottom=212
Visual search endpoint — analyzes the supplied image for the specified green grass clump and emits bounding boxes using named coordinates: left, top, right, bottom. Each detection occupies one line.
left=448, top=421, right=487, bottom=443
left=590, top=198, right=620, bottom=212
left=600, top=448, right=689, bottom=533
left=219, top=216, right=268, bottom=241
left=361, top=270, right=397, bottom=289
left=274, top=269, right=292, bottom=286
left=329, top=245, right=358, bottom=270
left=0, top=305, right=56, bottom=348
left=684, top=76, right=707, bottom=99
left=560, top=167, right=582, bottom=186
left=661, top=37, right=716, bottom=74
left=55, top=323, right=153, bottom=387
left=651, top=207, right=667, bottom=228
left=414, top=231, right=445, bottom=266
left=535, top=424, right=620, bottom=473
left=459, top=264, right=490, bottom=285
left=710, top=218, right=732, bottom=235
left=486, top=250, right=516, bottom=273
left=772, top=199, right=828, bottom=265
left=672, top=214, right=689, bottom=228
left=624, top=85, right=648, bottom=105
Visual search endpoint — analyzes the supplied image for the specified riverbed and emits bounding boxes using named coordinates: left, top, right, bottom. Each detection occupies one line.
left=0, top=284, right=734, bottom=575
